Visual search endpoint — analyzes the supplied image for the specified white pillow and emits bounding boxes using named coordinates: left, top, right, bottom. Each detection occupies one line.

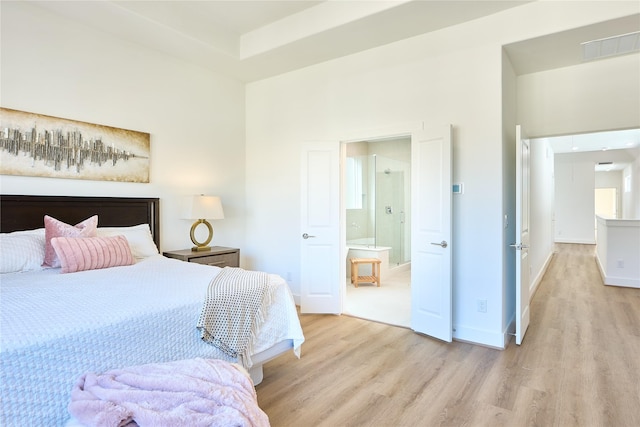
left=0, top=229, right=46, bottom=273
left=96, top=224, right=158, bottom=259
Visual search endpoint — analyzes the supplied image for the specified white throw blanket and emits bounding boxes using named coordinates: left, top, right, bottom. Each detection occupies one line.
left=197, top=267, right=272, bottom=368
left=67, top=358, right=270, bottom=427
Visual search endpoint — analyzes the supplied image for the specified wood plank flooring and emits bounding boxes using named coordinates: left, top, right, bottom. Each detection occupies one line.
left=256, top=244, right=640, bottom=426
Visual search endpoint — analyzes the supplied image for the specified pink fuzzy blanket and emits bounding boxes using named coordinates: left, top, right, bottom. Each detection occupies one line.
left=67, top=358, right=270, bottom=427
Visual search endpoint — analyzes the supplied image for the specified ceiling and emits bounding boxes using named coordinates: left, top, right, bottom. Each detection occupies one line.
left=26, top=0, right=640, bottom=82
left=25, top=1, right=639, bottom=83
left=25, top=0, right=542, bottom=82
left=503, top=14, right=640, bottom=75
left=547, top=128, right=640, bottom=154
left=544, top=128, right=640, bottom=172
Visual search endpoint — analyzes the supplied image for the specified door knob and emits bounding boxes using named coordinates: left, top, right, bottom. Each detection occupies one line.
left=430, top=240, right=448, bottom=248
left=509, top=243, right=529, bottom=250
left=302, top=233, right=316, bottom=239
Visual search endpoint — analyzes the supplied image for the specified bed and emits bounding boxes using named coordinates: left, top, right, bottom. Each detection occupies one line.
left=0, top=195, right=304, bottom=426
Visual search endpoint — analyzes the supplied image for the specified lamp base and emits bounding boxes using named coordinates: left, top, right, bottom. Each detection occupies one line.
left=189, top=219, right=214, bottom=252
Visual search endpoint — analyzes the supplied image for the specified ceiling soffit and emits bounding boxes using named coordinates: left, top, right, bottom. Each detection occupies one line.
left=28, top=0, right=530, bottom=82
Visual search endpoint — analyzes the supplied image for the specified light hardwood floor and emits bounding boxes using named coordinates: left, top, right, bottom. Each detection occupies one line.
left=256, top=244, right=640, bottom=426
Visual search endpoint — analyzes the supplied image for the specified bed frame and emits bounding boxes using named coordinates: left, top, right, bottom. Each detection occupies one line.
left=0, top=195, right=160, bottom=249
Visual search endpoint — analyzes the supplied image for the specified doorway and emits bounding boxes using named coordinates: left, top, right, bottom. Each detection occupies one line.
left=595, top=187, right=617, bottom=219
left=516, top=129, right=637, bottom=344
left=343, top=136, right=412, bottom=327
left=300, top=125, right=453, bottom=342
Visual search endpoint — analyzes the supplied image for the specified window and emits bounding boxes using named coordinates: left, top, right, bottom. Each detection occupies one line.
left=346, top=156, right=363, bottom=209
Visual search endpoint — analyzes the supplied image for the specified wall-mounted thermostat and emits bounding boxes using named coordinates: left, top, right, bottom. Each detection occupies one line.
left=452, top=183, right=464, bottom=194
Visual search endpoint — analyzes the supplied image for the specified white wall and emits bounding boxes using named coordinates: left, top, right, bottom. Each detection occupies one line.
left=0, top=2, right=247, bottom=254
left=622, top=157, right=640, bottom=219
left=245, top=1, right=639, bottom=347
left=247, top=31, right=506, bottom=347
left=517, top=48, right=640, bottom=236
left=554, top=154, right=596, bottom=244
left=517, top=54, right=640, bottom=138
left=553, top=150, right=640, bottom=242
left=529, top=139, right=556, bottom=291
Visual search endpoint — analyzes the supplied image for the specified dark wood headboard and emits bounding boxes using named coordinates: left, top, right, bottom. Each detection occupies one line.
left=0, top=195, right=160, bottom=248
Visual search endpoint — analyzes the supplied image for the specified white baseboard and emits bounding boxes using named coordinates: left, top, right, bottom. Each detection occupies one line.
left=596, top=253, right=639, bottom=288
left=453, top=324, right=507, bottom=350
left=530, top=250, right=554, bottom=299
left=603, top=278, right=640, bottom=288
left=595, top=253, right=607, bottom=283
left=554, top=238, right=595, bottom=244
left=503, top=314, right=516, bottom=348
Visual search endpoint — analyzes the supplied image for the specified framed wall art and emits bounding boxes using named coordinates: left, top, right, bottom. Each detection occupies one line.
left=0, top=107, right=150, bottom=183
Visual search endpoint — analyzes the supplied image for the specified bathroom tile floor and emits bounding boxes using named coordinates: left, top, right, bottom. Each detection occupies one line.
left=344, top=267, right=411, bottom=328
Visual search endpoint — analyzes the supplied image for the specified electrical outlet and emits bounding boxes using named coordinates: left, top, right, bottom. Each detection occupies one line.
left=477, top=299, right=487, bottom=313
left=286, top=272, right=292, bottom=282
left=617, top=260, right=624, bottom=268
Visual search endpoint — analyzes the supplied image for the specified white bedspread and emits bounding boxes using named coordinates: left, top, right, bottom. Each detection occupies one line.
left=0, top=255, right=304, bottom=426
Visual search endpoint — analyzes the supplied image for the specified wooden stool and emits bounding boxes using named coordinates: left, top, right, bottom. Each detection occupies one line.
left=349, top=258, right=382, bottom=287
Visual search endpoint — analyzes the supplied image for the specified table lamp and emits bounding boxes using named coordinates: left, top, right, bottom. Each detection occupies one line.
left=182, top=195, right=224, bottom=252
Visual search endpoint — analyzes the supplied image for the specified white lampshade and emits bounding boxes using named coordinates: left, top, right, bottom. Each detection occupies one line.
left=182, top=195, right=224, bottom=220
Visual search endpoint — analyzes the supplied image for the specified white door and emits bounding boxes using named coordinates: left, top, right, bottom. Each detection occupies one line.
left=410, top=125, right=453, bottom=342
left=514, top=125, right=531, bottom=345
left=300, top=142, right=342, bottom=314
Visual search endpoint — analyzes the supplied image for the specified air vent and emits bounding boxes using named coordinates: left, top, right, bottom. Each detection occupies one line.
left=582, top=31, right=640, bottom=62
left=597, top=162, right=613, bottom=165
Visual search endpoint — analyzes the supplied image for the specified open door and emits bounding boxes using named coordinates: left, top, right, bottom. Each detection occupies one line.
left=410, top=125, right=453, bottom=342
left=513, top=125, right=531, bottom=345
left=300, top=141, right=341, bottom=314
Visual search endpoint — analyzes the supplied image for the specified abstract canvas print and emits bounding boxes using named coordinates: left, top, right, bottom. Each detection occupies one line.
left=0, top=107, right=150, bottom=183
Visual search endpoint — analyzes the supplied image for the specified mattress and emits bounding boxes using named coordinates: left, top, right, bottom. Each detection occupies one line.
left=0, top=255, right=304, bottom=426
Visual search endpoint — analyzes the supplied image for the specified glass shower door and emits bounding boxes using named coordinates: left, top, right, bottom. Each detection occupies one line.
left=376, top=168, right=404, bottom=266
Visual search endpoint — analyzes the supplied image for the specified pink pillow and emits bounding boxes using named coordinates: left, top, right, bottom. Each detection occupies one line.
left=43, top=215, right=98, bottom=268
left=51, top=235, right=134, bottom=274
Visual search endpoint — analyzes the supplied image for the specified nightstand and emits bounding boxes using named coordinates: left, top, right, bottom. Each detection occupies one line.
left=163, top=247, right=240, bottom=268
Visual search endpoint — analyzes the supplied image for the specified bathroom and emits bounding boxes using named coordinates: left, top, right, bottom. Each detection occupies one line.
left=344, top=136, right=412, bottom=326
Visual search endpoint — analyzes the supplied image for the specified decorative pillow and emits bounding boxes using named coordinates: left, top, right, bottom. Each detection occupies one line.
left=43, top=215, right=98, bottom=268
left=0, top=229, right=46, bottom=273
left=51, top=235, right=134, bottom=274
left=96, top=224, right=158, bottom=259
